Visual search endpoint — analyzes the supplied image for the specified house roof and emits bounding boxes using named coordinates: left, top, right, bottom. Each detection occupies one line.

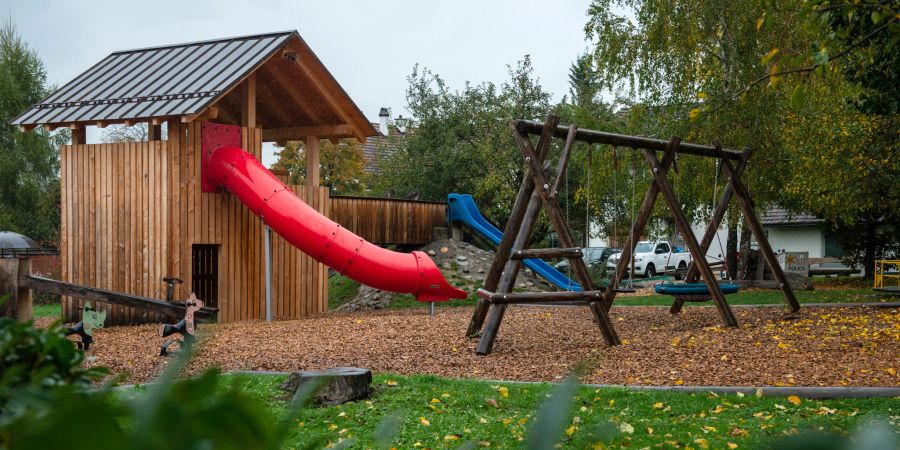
left=760, top=206, right=824, bottom=226
left=362, top=122, right=402, bottom=175
left=13, top=31, right=376, bottom=141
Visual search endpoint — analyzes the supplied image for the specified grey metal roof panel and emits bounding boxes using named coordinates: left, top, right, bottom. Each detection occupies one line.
left=760, top=206, right=824, bottom=226
left=12, top=31, right=295, bottom=126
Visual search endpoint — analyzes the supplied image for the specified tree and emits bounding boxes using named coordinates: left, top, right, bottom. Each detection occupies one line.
left=374, top=58, right=558, bottom=235
left=0, top=20, right=67, bottom=243
left=101, top=123, right=149, bottom=142
left=272, top=138, right=368, bottom=195
left=583, top=0, right=805, bottom=276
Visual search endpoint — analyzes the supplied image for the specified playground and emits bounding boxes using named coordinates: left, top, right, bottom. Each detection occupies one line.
left=73, top=302, right=899, bottom=387
left=2, top=10, right=898, bottom=449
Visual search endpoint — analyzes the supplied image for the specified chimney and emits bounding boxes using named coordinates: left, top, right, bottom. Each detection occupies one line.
left=378, top=107, right=390, bottom=136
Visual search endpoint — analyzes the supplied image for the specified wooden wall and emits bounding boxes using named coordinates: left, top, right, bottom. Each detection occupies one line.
left=329, top=196, right=446, bottom=245
left=60, top=123, right=329, bottom=325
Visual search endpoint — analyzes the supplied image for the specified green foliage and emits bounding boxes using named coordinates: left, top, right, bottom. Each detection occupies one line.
left=373, top=58, right=554, bottom=230
left=215, top=372, right=897, bottom=449
left=0, top=315, right=107, bottom=428
left=272, top=138, right=369, bottom=195
left=0, top=20, right=67, bottom=242
left=327, top=274, right=361, bottom=309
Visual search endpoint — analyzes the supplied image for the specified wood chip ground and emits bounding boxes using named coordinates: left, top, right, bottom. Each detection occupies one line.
left=77, top=305, right=899, bottom=387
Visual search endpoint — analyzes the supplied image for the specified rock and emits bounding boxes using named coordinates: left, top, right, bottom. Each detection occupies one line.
left=518, top=283, right=526, bottom=288
left=526, top=281, right=534, bottom=287
left=457, top=255, right=468, bottom=262
left=441, top=262, right=452, bottom=269
left=427, top=250, right=436, bottom=256
left=279, top=367, right=373, bottom=406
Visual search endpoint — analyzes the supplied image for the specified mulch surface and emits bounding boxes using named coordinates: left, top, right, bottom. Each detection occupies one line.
left=80, top=305, right=900, bottom=387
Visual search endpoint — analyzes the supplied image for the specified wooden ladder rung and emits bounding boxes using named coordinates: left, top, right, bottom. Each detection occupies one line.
left=477, top=288, right=605, bottom=304
left=509, top=247, right=582, bottom=260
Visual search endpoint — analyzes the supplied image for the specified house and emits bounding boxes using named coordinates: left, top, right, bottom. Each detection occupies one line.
left=12, top=31, right=377, bottom=324
left=760, top=206, right=843, bottom=259
left=361, top=107, right=403, bottom=175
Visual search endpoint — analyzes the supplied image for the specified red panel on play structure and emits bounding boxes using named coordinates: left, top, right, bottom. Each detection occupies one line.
left=200, top=121, right=242, bottom=193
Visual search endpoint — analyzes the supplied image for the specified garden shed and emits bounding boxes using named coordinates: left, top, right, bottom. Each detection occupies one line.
left=12, top=31, right=377, bottom=324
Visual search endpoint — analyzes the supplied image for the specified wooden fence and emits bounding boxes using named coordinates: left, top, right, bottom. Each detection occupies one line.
left=329, top=196, right=447, bottom=245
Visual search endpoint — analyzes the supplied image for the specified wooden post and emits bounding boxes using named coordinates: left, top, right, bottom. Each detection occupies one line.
left=685, top=152, right=749, bottom=283
left=643, top=147, right=737, bottom=327
left=716, top=148, right=800, bottom=312
left=601, top=140, right=677, bottom=311
left=305, top=135, right=321, bottom=186
left=0, top=258, right=31, bottom=322
left=148, top=124, right=162, bottom=141
left=466, top=117, right=560, bottom=337
left=241, top=74, right=257, bottom=129
left=71, top=125, right=86, bottom=145
left=512, top=125, right=620, bottom=346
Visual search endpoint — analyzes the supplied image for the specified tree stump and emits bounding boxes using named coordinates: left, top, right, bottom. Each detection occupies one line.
left=279, top=367, right=372, bottom=406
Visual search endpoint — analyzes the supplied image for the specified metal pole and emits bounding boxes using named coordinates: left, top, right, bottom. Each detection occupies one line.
left=429, top=301, right=435, bottom=316
left=264, top=224, right=272, bottom=323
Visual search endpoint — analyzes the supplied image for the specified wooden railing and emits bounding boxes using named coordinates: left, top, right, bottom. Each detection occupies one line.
left=329, top=196, right=447, bottom=245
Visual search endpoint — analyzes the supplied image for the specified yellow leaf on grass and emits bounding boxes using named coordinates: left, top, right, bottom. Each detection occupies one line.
left=689, top=108, right=702, bottom=120
left=385, top=380, right=398, bottom=387
left=647, top=426, right=654, bottom=435
left=727, top=443, right=739, bottom=449
left=761, top=48, right=779, bottom=65
left=653, top=402, right=665, bottom=409
left=787, top=395, right=802, bottom=405
left=328, top=424, right=338, bottom=430
left=497, top=386, right=509, bottom=398
left=566, top=425, right=577, bottom=437
left=694, top=438, right=709, bottom=449
left=444, top=435, right=460, bottom=441
left=619, top=422, right=634, bottom=434
left=756, top=16, right=764, bottom=31
left=419, top=417, right=430, bottom=426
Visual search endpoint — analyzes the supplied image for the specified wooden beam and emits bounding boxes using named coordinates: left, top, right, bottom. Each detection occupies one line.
left=510, top=247, right=582, bottom=260
left=259, top=61, right=327, bottom=125
left=241, top=73, right=257, bottom=128
left=716, top=147, right=801, bottom=312
left=477, top=288, right=606, bottom=303
left=20, top=274, right=218, bottom=320
left=305, top=135, right=321, bottom=186
left=684, top=151, right=749, bottom=283
left=262, top=124, right=355, bottom=142
left=601, top=142, right=676, bottom=311
left=467, top=117, right=560, bottom=337
left=514, top=119, right=744, bottom=160
left=148, top=124, right=162, bottom=141
left=182, top=106, right=219, bottom=123
left=0, top=258, right=31, bottom=321
left=643, top=146, right=737, bottom=327
left=71, top=125, right=86, bottom=145
left=286, top=42, right=368, bottom=142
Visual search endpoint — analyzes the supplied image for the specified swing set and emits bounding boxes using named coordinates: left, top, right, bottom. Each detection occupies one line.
left=468, top=115, right=801, bottom=355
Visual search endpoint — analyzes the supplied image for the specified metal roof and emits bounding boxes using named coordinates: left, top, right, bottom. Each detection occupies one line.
left=12, top=31, right=296, bottom=127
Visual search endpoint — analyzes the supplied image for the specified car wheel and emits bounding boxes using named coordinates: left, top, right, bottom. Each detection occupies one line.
left=645, top=264, right=656, bottom=278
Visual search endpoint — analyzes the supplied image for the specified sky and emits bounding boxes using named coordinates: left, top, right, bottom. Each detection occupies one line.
left=4, top=0, right=597, bottom=164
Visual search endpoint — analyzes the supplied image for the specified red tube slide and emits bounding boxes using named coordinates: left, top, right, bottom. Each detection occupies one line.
left=203, top=145, right=466, bottom=302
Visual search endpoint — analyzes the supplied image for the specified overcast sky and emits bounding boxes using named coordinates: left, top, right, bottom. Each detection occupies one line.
left=4, top=0, right=597, bottom=164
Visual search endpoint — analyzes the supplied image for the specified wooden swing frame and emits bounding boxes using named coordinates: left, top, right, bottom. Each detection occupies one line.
left=467, top=115, right=801, bottom=355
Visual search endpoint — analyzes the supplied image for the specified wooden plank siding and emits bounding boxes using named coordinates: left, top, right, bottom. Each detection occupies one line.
left=60, top=125, right=330, bottom=325
left=328, top=196, right=446, bottom=246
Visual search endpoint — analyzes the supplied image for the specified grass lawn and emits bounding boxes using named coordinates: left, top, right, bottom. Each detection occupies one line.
left=327, top=273, right=898, bottom=311
left=32, top=302, right=61, bottom=319
left=216, top=372, right=898, bottom=449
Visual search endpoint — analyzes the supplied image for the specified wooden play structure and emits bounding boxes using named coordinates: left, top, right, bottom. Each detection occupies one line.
left=12, top=31, right=379, bottom=325
left=873, top=259, right=900, bottom=293
left=468, top=115, right=801, bottom=355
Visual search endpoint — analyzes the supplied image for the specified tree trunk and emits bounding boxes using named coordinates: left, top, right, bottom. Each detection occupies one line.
left=737, top=220, right=752, bottom=280
left=726, top=213, right=738, bottom=279
left=864, top=220, right=877, bottom=279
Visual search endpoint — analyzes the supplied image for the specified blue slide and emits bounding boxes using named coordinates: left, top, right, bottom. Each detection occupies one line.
left=447, top=193, right=581, bottom=291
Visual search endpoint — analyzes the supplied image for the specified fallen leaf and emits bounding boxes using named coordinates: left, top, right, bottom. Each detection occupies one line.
left=419, top=417, right=430, bottom=426
left=787, top=395, right=802, bottom=405
left=619, top=422, right=634, bottom=434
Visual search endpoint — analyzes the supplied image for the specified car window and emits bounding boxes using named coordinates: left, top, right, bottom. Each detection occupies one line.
left=657, top=243, right=670, bottom=253
left=634, top=243, right=653, bottom=252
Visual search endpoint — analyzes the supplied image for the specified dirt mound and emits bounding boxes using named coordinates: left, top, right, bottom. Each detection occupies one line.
left=337, top=239, right=553, bottom=311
